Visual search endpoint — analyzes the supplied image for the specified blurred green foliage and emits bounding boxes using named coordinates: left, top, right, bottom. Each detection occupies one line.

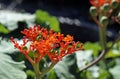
left=35, top=10, right=60, bottom=32
left=26, top=70, right=35, bottom=79
left=0, top=24, right=10, bottom=34
left=0, top=10, right=120, bottom=79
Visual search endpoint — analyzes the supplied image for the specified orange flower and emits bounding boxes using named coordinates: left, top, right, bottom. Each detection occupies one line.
left=21, top=25, right=42, bottom=41
left=10, top=37, right=30, bottom=55
left=11, top=25, right=83, bottom=63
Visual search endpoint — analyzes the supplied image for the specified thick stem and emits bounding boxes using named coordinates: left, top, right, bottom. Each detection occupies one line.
left=93, top=16, right=107, bottom=48
left=99, top=27, right=107, bottom=49
left=32, top=63, right=41, bottom=79
left=32, top=62, right=57, bottom=79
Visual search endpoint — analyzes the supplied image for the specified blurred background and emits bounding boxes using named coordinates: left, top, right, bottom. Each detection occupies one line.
left=0, top=0, right=119, bottom=42
left=0, top=0, right=120, bottom=79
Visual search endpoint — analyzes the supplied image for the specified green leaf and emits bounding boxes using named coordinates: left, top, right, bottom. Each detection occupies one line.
left=26, top=70, right=35, bottom=79
left=49, top=16, right=60, bottom=32
left=76, top=50, right=93, bottom=69
left=109, top=58, right=120, bottom=79
left=83, top=42, right=102, bottom=57
left=0, top=53, right=27, bottom=79
left=0, top=39, right=18, bottom=54
left=86, top=71, right=96, bottom=79
left=109, top=66, right=120, bottom=79
left=0, top=11, right=35, bottom=31
left=99, top=68, right=111, bottom=79
left=80, top=66, right=99, bottom=79
left=48, top=70, right=57, bottom=79
left=28, top=51, right=34, bottom=60
left=35, top=10, right=60, bottom=32
left=54, top=61, right=75, bottom=79
left=0, top=24, right=10, bottom=34
left=0, top=39, right=26, bottom=62
left=106, top=42, right=120, bottom=58
left=106, top=50, right=120, bottom=58
left=63, top=54, right=76, bottom=66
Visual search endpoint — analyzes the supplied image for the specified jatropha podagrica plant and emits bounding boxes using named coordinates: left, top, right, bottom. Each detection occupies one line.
left=79, top=0, right=120, bottom=71
left=11, top=25, right=83, bottom=79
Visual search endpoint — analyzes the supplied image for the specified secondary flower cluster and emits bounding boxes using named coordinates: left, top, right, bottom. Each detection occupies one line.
left=11, top=25, right=83, bottom=63
left=89, top=0, right=120, bottom=26
left=90, top=0, right=120, bottom=8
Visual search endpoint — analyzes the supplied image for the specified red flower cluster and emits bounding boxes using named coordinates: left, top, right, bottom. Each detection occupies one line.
left=90, top=0, right=120, bottom=8
left=11, top=25, right=83, bottom=63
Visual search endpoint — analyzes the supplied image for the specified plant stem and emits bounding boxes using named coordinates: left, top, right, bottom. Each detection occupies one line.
left=80, top=17, right=108, bottom=72
left=79, top=15, right=120, bottom=72
left=32, top=63, right=41, bottom=79
left=79, top=49, right=108, bottom=72
left=79, top=31, right=120, bottom=72
left=32, top=62, right=57, bottom=79
left=99, top=26, right=107, bottom=49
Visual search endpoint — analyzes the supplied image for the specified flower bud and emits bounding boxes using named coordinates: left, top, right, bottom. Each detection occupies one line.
left=101, top=3, right=110, bottom=12
left=36, top=34, right=43, bottom=41
left=89, top=6, right=98, bottom=16
left=22, top=46, right=28, bottom=50
left=100, top=16, right=109, bottom=26
left=112, top=0, right=119, bottom=9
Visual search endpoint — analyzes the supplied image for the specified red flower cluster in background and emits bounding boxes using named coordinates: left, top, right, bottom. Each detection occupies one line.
left=90, top=0, right=120, bottom=8
left=11, top=25, right=83, bottom=64
left=89, top=0, right=120, bottom=24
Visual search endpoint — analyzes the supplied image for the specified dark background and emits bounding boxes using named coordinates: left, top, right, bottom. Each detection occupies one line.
left=0, top=0, right=120, bottom=42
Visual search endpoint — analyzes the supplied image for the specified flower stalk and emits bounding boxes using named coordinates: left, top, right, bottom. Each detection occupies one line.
left=99, top=25, right=107, bottom=49
left=11, top=25, right=83, bottom=79
left=32, top=63, right=41, bottom=79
